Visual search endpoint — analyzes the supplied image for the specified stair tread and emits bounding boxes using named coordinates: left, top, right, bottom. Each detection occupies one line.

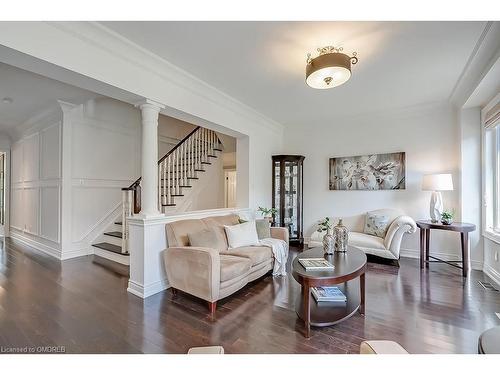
left=92, top=242, right=128, bottom=255
left=104, top=231, right=123, bottom=239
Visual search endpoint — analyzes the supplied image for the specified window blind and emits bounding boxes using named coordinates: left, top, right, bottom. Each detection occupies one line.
left=484, top=101, right=500, bottom=129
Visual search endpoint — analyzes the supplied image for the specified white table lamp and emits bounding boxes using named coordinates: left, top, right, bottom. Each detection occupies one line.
left=422, top=174, right=453, bottom=222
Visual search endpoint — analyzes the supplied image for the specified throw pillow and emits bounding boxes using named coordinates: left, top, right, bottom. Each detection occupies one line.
left=239, top=217, right=271, bottom=239
left=255, top=219, right=271, bottom=239
left=188, top=228, right=227, bottom=250
left=364, top=212, right=390, bottom=238
left=224, top=221, right=260, bottom=249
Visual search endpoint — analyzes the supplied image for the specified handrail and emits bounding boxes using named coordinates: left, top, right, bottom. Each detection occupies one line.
left=127, top=125, right=201, bottom=189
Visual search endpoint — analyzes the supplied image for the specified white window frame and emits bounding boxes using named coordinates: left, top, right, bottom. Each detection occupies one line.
left=482, top=93, right=500, bottom=243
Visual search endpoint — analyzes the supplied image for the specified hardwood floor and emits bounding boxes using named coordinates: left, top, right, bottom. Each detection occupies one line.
left=0, top=237, right=499, bottom=354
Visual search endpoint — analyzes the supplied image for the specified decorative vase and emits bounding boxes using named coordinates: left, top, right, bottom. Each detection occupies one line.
left=333, top=219, right=348, bottom=253
left=323, top=229, right=334, bottom=255
left=441, top=217, right=453, bottom=225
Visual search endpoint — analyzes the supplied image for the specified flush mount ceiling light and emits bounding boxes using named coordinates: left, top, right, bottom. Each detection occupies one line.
left=2, top=97, right=13, bottom=104
left=306, top=46, right=358, bottom=89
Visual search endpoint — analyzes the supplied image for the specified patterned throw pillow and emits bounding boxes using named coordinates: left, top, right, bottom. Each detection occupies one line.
left=364, top=212, right=390, bottom=238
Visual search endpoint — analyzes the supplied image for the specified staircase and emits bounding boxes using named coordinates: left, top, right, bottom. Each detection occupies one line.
left=91, top=126, right=223, bottom=265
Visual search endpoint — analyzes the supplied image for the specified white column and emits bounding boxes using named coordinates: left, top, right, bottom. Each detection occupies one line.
left=137, top=99, right=165, bottom=218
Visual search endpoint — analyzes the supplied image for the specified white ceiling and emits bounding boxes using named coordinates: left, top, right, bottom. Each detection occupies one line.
left=101, top=21, right=487, bottom=127
left=0, top=63, right=99, bottom=132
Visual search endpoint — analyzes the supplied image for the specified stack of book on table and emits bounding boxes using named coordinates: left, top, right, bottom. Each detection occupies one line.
left=298, top=258, right=334, bottom=271
left=311, top=286, right=347, bottom=303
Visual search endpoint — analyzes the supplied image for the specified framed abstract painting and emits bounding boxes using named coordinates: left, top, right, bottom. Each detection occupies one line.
left=329, top=152, right=406, bottom=190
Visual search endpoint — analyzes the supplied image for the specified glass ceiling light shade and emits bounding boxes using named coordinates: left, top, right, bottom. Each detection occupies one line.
left=306, top=46, right=358, bottom=89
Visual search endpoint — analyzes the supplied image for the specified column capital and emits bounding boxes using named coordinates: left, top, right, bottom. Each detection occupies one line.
left=134, top=98, right=166, bottom=112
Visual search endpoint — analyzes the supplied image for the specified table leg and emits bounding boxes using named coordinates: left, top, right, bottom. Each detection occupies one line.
left=461, top=232, right=469, bottom=277
left=360, top=272, right=365, bottom=315
left=303, top=284, right=311, bottom=338
left=419, top=228, right=426, bottom=269
left=425, top=229, right=430, bottom=268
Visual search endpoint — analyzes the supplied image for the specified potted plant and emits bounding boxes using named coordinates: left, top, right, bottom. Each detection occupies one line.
left=257, top=206, right=277, bottom=223
left=317, top=217, right=334, bottom=254
left=441, top=210, right=454, bottom=225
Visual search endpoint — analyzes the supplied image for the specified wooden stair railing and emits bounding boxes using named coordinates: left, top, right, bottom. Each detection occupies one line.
left=122, top=126, right=222, bottom=214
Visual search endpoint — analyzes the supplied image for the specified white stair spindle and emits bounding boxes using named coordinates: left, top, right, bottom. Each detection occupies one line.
left=158, top=162, right=162, bottom=208
left=167, top=155, right=171, bottom=205
left=183, top=141, right=187, bottom=186
left=177, top=147, right=181, bottom=195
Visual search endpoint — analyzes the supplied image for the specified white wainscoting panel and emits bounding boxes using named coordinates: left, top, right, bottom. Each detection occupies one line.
left=22, top=132, right=40, bottom=182
left=11, top=141, right=23, bottom=183
left=71, top=119, right=139, bottom=181
left=10, top=188, right=23, bottom=230
left=40, top=186, right=60, bottom=242
left=23, top=187, right=39, bottom=235
left=40, top=122, right=61, bottom=180
left=71, top=185, right=122, bottom=242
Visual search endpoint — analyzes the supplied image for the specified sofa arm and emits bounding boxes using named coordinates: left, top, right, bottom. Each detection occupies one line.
left=383, top=215, right=417, bottom=258
left=164, top=246, right=221, bottom=302
left=270, top=227, right=289, bottom=243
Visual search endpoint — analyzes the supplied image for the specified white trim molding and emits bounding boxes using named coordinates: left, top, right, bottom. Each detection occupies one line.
left=483, top=262, right=500, bottom=288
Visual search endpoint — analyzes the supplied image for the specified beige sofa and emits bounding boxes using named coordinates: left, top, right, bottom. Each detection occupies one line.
left=164, top=213, right=289, bottom=312
left=309, top=209, right=416, bottom=260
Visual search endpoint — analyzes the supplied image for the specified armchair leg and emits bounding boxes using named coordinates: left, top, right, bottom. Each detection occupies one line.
left=208, top=301, right=217, bottom=314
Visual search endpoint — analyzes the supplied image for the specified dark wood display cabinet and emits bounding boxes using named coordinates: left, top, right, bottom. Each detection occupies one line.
left=272, top=155, right=305, bottom=244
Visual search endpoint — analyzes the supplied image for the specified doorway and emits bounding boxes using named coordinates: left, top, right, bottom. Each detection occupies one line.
left=224, top=169, right=237, bottom=208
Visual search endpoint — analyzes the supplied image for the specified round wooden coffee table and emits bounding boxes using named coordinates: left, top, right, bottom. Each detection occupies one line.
left=292, top=246, right=367, bottom=338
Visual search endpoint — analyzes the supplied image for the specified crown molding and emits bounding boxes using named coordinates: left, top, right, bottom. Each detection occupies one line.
left=45, top=21, right=284, bottom=136
left=286, top=99, right=452, bottom=128
left=449, top=22, right=500, bottom=109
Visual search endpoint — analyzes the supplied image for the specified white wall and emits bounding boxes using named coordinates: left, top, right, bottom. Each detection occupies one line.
left=67, top=98, right=140, bottom=256
left=158, top=115, right=196, bottom=158
left=10, top=110, right=63, bottom=257
left=283, top=103, right=464, bottom=262
left=459, top=107, right=483, bottom=269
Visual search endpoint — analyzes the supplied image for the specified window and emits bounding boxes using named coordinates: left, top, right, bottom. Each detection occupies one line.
left=483, top=97, right=500, bottom=238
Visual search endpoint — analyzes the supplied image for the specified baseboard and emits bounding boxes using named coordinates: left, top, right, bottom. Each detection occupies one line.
left=61, top=246, right=93, bottom=260
left=400, top=248, right=483, bottom=271
left=127, top=278, right=170, bottom=299
left=483, top=263, right=500, bottom=288
left=10, top=232, right=62, bottom=259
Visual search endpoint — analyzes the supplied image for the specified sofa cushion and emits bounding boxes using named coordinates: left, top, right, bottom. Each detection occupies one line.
left=166, top=219, right=207, bottom=247
left=349, top=232, right=386, bottom=250
left=220, top=255, right=252, bottom=282
left=202, top=214, right=240, bottom=251
left=224, top=246, right=272, bottom=266
left=224, top=221, right=260, bottom=249
left=187, top=227, right=227, bottom=250
left=364, top=212, right=390, bottom=238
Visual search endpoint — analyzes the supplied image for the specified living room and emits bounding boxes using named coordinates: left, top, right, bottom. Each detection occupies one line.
left=1, top=1, right=500, bottom=373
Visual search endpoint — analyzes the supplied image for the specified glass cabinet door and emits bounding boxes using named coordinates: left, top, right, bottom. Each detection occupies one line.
left=283, top=161, right=298, bottom=239
left=272, top=155, right=304, bottom=243
left=273, top=160, right=281, bottom=225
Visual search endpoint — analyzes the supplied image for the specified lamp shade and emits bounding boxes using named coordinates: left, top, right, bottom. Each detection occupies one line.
left=422, top=174, right=454, bottom=191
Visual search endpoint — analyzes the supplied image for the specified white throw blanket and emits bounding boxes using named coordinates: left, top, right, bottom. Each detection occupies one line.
left=260, top=238, right=289, bottom=276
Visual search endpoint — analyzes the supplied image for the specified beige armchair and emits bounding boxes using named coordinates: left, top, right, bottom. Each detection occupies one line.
left=164, top=214, right=289, bottom=312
